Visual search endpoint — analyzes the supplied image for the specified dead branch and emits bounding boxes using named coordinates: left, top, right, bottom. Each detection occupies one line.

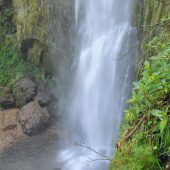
left=87, top=157, right=111, bottom=162
left=116, top=115, right=147, bottom=149
left=75, top=141, right=111, bottom=161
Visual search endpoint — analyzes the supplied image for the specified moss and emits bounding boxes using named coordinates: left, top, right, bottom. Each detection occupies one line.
left=27, top=40, right=47, bottom=65
left=134, top=0, right=170, bottom=38
left=13, top=0, right=49, bottom=42
left=13, top=0, right=51, bottom=68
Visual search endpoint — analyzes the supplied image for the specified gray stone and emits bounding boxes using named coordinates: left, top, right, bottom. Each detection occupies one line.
left=16, top=78, right=36, bottom=89
left=18, top=101, right=50, bottom=135
left=14, top=78, right=37, bottom=107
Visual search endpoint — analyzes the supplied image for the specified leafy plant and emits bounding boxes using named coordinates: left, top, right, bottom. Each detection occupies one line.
left=111, top=26, right=170, bottom=170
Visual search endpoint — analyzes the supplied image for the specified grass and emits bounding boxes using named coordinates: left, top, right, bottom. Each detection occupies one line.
left=0, top=35, right=43, bottom=86
left=0, top=0, right=48, bottom=87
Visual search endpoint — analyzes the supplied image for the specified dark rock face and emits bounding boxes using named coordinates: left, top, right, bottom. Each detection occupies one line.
left=0, top=87, right=15, bottom=108
left=14, top=78, right=37, bottom=107
left=20, top=38, right=47, bottom=65
left=18, top=101, right=50, bottom=135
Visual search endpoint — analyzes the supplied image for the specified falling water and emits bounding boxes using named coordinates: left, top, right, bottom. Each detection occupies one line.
left=59, top=0, right=137, bottom=170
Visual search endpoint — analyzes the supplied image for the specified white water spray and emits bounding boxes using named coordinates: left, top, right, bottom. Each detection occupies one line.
left=59, top=0, right=137, bottom=169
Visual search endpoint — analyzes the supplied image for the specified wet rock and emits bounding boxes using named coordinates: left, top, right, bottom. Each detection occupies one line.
left=0, top=87, right=15, bottom=108
left=18, top=101, right=50, bottom=135
left=14, top=78, right=37, bottom=107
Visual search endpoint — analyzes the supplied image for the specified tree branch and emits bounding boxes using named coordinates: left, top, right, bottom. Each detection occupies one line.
left=75, top=141, right=111, bottom=161
left=116, top=115, right=147, bottom=149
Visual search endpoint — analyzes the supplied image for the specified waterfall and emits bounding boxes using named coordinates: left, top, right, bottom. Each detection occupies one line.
left=59, top=0, right=137, bottom=169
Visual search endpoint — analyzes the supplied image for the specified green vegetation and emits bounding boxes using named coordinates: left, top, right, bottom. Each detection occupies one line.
left=0, top=36, right=42, bottom=86
left=110, top=4, right=170, bottom=170
left=0, top=0, right=45, bottom=87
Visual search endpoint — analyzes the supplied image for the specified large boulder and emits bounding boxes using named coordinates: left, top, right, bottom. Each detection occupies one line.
left=0, top=87, right=15, bottom=108
left=18, top=101, right=50, bottom=135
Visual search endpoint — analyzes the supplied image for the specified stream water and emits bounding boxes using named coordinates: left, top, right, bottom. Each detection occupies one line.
left=0, top=0, right=137, bottom=170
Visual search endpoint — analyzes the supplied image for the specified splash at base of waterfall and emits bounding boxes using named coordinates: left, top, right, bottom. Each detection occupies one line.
left=59, top=146, right=109, bottom=170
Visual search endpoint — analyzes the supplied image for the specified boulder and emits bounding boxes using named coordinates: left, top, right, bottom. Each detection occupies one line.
left=14, top=78, right=37, bottom=107
left=18, top=101, right=50, bottom=135
left=16, top=78, right=36, bottom=89
left=0, top=87, right=15, bottom=108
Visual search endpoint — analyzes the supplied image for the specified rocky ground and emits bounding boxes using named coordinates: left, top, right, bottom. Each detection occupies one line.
left=0, top=77, right=57, bottom=152
left=0, top=109, right=26, bottom=151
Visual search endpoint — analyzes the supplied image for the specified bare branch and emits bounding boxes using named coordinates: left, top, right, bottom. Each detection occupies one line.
left=116, top=115, right=147, bottom=149
left=75, top=141, right=111, bottom=161
left=87, top=157, right=110, bottom=162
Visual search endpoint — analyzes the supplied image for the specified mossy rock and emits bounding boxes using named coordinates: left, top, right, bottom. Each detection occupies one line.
left=13, top=0, right=51, bottom=69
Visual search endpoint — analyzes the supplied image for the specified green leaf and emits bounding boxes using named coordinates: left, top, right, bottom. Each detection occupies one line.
left=159, top=119, right=167, bottom=134
left=150, top=110, right=163, bottom=120
left=133, top=82, right=141, bottom=90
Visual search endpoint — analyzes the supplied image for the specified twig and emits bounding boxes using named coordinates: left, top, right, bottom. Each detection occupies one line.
left=87, top=157, right=110, bottom=162
left=75, top=141, right=111, bottom=161
left=116, top=115, right=147, bottom=149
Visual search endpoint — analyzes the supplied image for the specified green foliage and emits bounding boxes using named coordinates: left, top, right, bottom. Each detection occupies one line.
left=111, top=27, right=170, bottom=170
left=0, top=36, right=42, bottom=86
left=0, top=0, right=48, bottom=87
left=0, top=0, right=16, bottom=35
left=111, top=142, right=158, bottom=170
